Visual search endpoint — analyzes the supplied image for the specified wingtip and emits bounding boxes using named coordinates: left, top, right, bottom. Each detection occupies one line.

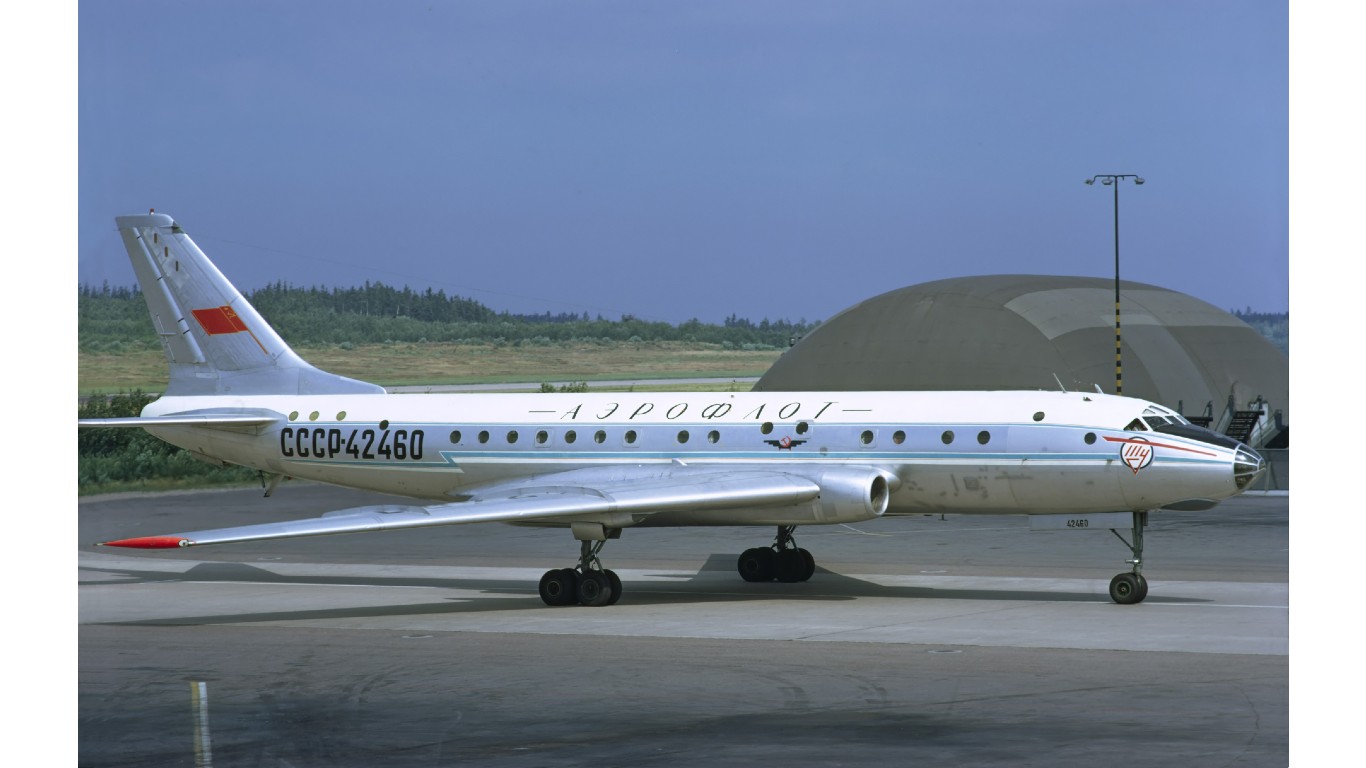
left=98, top=536, right=194, bottom=549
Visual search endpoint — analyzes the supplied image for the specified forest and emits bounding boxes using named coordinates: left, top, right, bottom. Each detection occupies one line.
left=78, top=282, right=815, bottom=352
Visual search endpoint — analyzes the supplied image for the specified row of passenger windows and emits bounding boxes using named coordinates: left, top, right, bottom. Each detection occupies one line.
left=280, top=411, right=1102, bottom=449
left=278, top=409, right=1107, bottom=448
left=449, top=428, right=724, bottom=446
left=443, top=427, right=1098, bottom=447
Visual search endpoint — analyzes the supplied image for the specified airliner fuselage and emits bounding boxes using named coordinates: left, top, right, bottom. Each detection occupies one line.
left=144, top=389, right=1256, bottom=522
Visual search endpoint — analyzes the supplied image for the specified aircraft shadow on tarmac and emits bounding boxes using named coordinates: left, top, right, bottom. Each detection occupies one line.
left=80, top=553, right=1208, bottom=626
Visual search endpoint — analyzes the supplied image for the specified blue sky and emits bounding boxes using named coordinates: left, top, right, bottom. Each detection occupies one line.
left=75, top=1, right=1288, bottom=324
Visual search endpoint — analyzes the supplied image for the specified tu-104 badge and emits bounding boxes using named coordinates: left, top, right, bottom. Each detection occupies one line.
left=1120, top=438, right=1154, bottom=474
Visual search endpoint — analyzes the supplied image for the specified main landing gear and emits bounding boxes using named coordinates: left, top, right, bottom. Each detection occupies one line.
left=538, top=537, right=623, bottom=607
left=1108, top=511, right=1149, bottom=605
left=737, top=525, right=817, bottom=583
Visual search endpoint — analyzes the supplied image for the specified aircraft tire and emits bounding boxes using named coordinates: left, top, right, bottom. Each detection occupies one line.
left=577, top=570, right=613, bottom=607
left=539, top=568, right=579, bottom=607
left=1109, top=572, right=1146, bottom=605
left=775, top=549, right=807, bottom=583
left=737, top=548, right=776, bottom=582
left=798, top=549, right=816, bottom=582
left=605, top=569, right=623, bottom=606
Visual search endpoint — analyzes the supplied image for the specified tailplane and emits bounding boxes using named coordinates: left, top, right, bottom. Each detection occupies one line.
left=115, top=212, right=384, bottom=396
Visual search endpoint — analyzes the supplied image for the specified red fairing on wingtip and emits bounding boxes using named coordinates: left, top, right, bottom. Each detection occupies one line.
left=99, top=536, right=192, bottom=549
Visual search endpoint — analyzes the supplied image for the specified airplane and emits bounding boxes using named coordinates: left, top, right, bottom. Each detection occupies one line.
left=79, top=212, right=1267, bottom=607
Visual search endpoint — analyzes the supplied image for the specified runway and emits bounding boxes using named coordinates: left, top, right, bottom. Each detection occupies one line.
left=79, top=484, right=1288, bottom=766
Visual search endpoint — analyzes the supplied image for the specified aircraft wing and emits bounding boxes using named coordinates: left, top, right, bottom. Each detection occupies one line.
left=97, top=465, right=823, bottom=549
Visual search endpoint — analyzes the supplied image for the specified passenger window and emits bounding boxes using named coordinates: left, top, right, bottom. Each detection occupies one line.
left=893, top=430, right=906, bottom=445
left=564, top=430, right=577, bottom=444
left=977, top=430, right=991, bottom=445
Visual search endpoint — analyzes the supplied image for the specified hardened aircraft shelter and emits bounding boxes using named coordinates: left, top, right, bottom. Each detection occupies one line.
left=755, top=275, right=1288, bottom=453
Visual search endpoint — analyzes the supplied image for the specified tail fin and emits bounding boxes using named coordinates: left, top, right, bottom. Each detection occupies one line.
left=115, top=213, right=385, bottom=396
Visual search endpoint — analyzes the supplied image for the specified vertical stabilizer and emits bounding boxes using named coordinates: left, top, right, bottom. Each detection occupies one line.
left=114, top=213, right=384, bottom=396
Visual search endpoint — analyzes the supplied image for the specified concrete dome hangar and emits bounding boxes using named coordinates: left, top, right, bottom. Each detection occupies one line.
left=756, top=275, right=1288, bottom=452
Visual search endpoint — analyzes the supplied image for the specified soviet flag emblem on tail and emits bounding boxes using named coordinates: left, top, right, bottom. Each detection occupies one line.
left=191, top=305, right=249, bottom=335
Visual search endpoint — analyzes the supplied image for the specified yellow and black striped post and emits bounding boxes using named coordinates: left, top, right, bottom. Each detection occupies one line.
left=1085, top=174, right=1145, bottom=396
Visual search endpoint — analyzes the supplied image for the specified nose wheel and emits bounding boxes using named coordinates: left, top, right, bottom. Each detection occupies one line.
left=1109, top=571, right=1148, bottom=604
left=1108, top=511, right=1149, bottom=605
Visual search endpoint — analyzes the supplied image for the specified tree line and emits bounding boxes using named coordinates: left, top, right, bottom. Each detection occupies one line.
left=78, top=390, right=258, bottom=493
left=1232, top=310, right=1288, bottom=356
left=78, top=282, right=817, bottom=351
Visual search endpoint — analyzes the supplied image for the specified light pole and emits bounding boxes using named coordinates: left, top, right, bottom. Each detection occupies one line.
left=1085, top=174, right=1144, bottom=396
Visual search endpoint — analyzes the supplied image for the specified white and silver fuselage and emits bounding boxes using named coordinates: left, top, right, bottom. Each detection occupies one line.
left=144, top=388, right=1261, bottom=526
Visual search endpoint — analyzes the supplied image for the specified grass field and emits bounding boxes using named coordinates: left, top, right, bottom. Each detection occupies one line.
left=78, top=341, right=783, bottom=394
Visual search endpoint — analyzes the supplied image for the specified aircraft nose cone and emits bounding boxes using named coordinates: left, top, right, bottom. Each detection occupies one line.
left=1233, top=445, right=1266, bottom=490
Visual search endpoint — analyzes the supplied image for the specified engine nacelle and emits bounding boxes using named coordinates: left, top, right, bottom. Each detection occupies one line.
left=802, top=466, right=893, bottom=524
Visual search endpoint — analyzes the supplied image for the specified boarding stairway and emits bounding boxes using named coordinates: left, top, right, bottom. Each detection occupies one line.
left=1182, top=395, right=1286, bottom=450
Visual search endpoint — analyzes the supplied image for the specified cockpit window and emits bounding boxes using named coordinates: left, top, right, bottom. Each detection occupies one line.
left=1125, top=418, right=1148, bottom=432
left=1142, top=405, right=1189, bottom=426
left=1150, top=420, right=1243, bottom=450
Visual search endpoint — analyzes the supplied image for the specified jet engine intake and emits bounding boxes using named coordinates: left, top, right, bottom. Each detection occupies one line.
left=805, top=467, right=892, bottom=523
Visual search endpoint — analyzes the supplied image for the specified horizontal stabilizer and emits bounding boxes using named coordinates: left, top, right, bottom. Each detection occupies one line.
left=78, top=410, right=282, bottom=430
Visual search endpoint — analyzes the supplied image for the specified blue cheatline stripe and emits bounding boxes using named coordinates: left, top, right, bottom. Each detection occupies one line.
left=281, top=450, right=1225, bottom=470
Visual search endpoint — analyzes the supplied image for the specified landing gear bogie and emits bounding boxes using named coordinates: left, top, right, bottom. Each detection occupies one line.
left=737, top=526, right=817, bottom=584
left=538, top=535, right=625, bottom=607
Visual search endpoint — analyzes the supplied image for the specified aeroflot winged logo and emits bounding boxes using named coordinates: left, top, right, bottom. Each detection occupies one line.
left=764, top=436, right=807, bottom=450
left=1120, top=438, right=1154, bottom=474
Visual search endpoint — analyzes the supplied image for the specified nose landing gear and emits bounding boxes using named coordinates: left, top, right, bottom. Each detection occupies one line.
left=1108, top=511, right=1149, bottom=605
